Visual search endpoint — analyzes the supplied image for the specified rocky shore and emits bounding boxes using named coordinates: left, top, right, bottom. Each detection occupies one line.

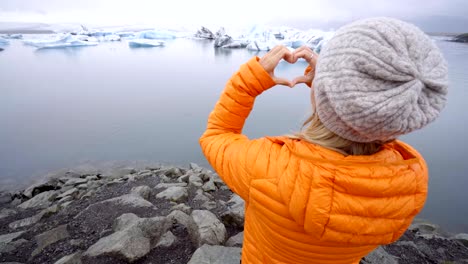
left=1, top=164, right=467, bottom=264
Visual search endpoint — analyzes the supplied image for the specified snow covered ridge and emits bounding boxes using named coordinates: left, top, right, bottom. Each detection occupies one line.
left=1, top=25, right=335, bottom=51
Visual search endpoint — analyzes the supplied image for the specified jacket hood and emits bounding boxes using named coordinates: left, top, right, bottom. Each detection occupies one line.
left=274, top=137, right=428, bottom=245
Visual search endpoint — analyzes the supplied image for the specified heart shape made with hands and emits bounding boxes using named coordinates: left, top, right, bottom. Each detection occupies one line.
left=259, top=45, right=318, bottom=88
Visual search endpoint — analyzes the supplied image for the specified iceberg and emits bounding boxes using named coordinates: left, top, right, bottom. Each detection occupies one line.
left=194, top=27, right=215, bottom=39
left=4, top=34, right=23, bottom=39
left=103, top=34, right=121, bottom=41
left=23, top=34, right=98, bottom=49
left=128, top=39, right=165, bottom=48
left=138, top=30, right=177, bottom=40
left=0, top=37, right=9, bottom=46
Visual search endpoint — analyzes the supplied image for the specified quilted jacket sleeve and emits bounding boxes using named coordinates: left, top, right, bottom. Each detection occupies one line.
left=199, top=57, right=280, bottom=200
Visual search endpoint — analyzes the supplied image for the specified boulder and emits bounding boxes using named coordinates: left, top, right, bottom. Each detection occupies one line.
left=187, top=245, right=241, bottom=264
left=221, top=194, right=245, bottom=228
left=84, top=213, right=168, bottom=262
left=0, top=208, right=17, bottom=220
left=18, top=190, right=57, bottom=209
left=155, top=231, right=177, bottom=248
left=156, top=186, right=188, bottom=203
left=32, top=225, right=70, bottom=257
left=0, top=231, right=25, bottom=254
left=225, top=232, right=244, bottom=247
left=53, top=251, right=82, bottom=264
left=130, top=186, right=152, bottom=200
left=361, top=246, right=398, bottom=264
left=191, top=210, right=227, bottom=245
left=167, top=210, right=201, bottom=247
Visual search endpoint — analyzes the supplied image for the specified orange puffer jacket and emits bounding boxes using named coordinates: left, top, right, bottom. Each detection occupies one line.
left=199, top=57, right=428, bottom=264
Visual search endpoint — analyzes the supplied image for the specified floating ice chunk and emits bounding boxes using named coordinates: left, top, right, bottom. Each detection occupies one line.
left=222, top=41, right=249, bottom=49
left=4, top=34, right=23, bottom=39
left=104, top=34, right=121, bottom=41
left=36, top=40, right=98, bottom=49
left=138, top=30, right=177, bottom=40
left=0, top=37, right=10, bottom=46
left=116, top=32, right=136, bottom=38
left=23, top=34, right=71, bottom=47
left=128, top=39, right=165, bottom=48
left=246, top=40, right=278, bottom=51
left=24, top=34, right=98, bottom=49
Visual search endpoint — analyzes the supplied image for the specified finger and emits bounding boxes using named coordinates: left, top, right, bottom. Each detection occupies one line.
left=260, top=45, right=293, bottom=72
left=293, top=49, right=317, bottom=63
left=273, top=76, right=293, bottom=87
left=292, top=75, right=313, bottom=86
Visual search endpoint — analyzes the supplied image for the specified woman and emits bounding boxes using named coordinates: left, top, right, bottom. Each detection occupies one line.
left=200, top=17, right=448, bottom=264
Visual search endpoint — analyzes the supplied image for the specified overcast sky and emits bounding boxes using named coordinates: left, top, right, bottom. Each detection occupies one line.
left=1, top=0, right=467, bottom=32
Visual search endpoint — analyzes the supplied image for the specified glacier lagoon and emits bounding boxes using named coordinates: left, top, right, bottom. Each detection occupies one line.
left=0, top=31, right=467, bottom=232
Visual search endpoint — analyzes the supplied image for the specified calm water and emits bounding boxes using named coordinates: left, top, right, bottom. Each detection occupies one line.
left=1, top=37, right=467, bottom=232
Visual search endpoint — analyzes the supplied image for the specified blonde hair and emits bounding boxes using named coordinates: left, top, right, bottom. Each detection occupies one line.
left=289, top=92, right=383, bottom=156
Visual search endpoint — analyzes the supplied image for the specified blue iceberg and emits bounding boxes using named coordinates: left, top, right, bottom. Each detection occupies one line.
left=128, top=39, right=165, bottom=48
left=23, top=34, right=98, bottom=49
left=4, top=34, right=23, bottom=39
left=138, top=30, right=177, bottom=40
left=0, top=37, right=9, bottom=46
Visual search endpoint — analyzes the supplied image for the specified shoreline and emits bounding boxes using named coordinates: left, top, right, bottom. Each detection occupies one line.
left=1, top=163, right=467, bottom=263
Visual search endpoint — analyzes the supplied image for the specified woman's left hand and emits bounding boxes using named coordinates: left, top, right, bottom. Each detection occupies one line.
left=291, top=46, right=318, bottom=87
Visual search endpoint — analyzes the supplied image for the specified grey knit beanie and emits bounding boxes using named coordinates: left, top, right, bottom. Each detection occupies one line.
left=314, top=17, right=448, bottom=143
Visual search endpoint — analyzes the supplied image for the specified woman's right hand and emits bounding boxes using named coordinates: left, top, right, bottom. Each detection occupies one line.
left=291, top=46, right=318, bottom=87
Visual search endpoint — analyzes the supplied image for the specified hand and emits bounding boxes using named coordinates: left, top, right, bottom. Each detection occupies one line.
left=291, top=46, right=318, bottom=87
left=259, top=45, right=295, bottom=87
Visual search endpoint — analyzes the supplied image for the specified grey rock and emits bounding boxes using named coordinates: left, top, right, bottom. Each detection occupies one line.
left=103, top=194, right=154, bottom=207
left=189, top=175, right=203, bottom=187
left=23, top=181, right=57, bottom=198
left=187, top=245, right=241, bottom=264
left=155, top=231, right=177, bottom=248
left=57, top=188, right=79, bottom=199
left=11, top=198, right=22, bottom=206
left=453, top=233, right=468, bottom=247
left=80, top=190, right=96, bottom=200
left=131, top=186, right=152, bottom=200
left=54, top=251, right=82, bottom=264
left=0, top=231, right=25, bottom=253
left=202, top=180, right=217, bottom=192
left=32, top=224, right=69, bottom=257
left=167, top=210, right=201, bottom=247
left=85, top=175, right=99, bottom=181
left=361, top=246, right=398, bottom=264
left=57, top=195, right=74, bottom=204
left=155, top=182, right=187, bottom=189
left=61, top=201, right=73, bottom=208
left=189, top=163, right=203, bottom=172
left=191, top=210, right=227, bottom=245
left=177, top=174, right=190, bottom=183
left=0, top=239, right=28, bottom=254
left=64, top=178, right=88, bottom=187
left=18, top=190, right=57, bottom=209
left=221, top=194, right=245, bottom=228
left=76, top=184, right=88, bottom=190
left=164, top=167, right=183, bottom=178
left=170, top=203, right=192, bottom=215
left=0, top=208, right=17, bottom=220
left=84, top=213, right=168, bottom=262
left=69, top=239, right=85, bottom=247
left=156, top=186, right=188, bottom=203
left=201, top=201, right=217, bottom=211
left=9, top=211, right=45, bottom=229
left=225, top=232, right=244, bottom=247
left=193, top=192, right=210, bottom=204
